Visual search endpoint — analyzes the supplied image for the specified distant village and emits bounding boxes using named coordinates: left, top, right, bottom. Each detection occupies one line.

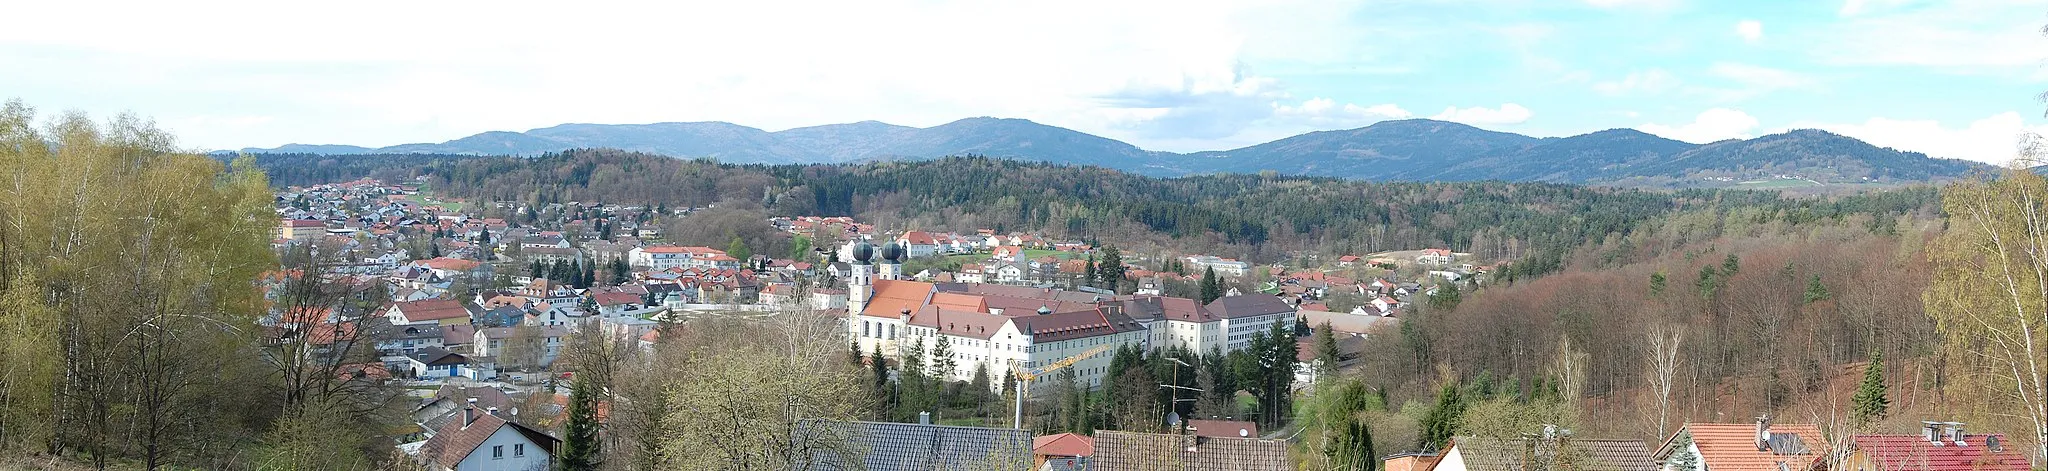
left=266, top=178, right=2031, bottom=471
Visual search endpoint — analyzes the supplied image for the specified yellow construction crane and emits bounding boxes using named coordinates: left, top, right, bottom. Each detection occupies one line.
left=1011, top=344, right=1114, bottom=429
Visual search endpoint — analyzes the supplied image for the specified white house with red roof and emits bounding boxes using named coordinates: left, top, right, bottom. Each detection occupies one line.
left=627, top=245, right=735, bottom=271
left=898, top=231, right=942, bottom=258
left=415, top=401, right=557, bottom=471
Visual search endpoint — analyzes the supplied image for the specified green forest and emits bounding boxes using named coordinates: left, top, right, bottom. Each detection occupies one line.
left=250, top=149, right=1938, bottom=275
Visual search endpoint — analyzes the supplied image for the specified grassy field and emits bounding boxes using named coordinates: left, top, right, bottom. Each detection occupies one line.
left=943, top=249, right=1081, bottom=265
left=1734, top=179, right=1824, bottom=189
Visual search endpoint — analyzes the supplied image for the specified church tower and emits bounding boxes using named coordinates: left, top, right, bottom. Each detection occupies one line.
left=878, top=241, right=905, bottom=280
left=847, top=240, right=875, bottom=314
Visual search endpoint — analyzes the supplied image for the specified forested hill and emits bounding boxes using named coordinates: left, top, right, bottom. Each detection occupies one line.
left=252, top=150, right=1939, bottom=271
left=232, top=118, right=1989, bottom=187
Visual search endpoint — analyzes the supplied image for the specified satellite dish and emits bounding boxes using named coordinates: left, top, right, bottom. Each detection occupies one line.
left=1239, top=428, right=1250, bottom=438
left=1165, top=411, right=1182, bottom=427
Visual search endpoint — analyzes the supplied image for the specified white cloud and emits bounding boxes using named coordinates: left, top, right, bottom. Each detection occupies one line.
left=1790, top=112, right=2048, bottom=165
left=1274, top=98, right=1411, bottom=122
left=1734, top=20, right=1763, bottom=43
left=1638, top=108, right=1760, bottom=143
left=1582, top=0, right=1680, bottom=9
left=1593, top=69, right=1679, bottom=96
left=1693, top=62, right=1815, bottom=101
left=1431, top=104, right=1533, bottom=125
left=0, top=0, right=1394, bottom=153
left=1812, top=0, right=2048, bottom=71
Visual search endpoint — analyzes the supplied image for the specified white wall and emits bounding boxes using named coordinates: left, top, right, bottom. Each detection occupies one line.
left=454, top=425, right=550, bottom=471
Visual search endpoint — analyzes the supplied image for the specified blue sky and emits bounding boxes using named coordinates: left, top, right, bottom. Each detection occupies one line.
left=3, top=0, right=2045, bottom=164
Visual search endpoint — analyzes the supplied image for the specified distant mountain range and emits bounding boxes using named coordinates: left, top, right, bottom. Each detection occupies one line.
left=234, top=117, right=1990, bottom=187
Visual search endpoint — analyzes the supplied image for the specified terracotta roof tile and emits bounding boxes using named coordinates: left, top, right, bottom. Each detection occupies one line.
left=1034, top=433, right=1095, bottom=457
left=1659, top=423, right=1826, bottom=471
left=1852, top=434, right=2031, bottom=471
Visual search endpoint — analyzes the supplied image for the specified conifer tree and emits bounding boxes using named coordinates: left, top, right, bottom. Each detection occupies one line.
left=1669, top=432, right=1700, bottom=471
left=1804, top=275, right=1831, bottom=304
left=560, top=374, right=603, bottom=470
left=1420, top=384, right=1465, bottom=450
left=1853, top=351, right=1890, bottom=426
left=1200, top=267, right=1222, bottom=304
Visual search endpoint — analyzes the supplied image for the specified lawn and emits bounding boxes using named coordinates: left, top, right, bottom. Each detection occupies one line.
left=944, top=250, right=1082, bottom=264
left=1733, top=179, right=1823, bottom=189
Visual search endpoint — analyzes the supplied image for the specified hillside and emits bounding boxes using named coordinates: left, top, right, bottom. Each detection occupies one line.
left=236, top=118, right=1993, bottom=187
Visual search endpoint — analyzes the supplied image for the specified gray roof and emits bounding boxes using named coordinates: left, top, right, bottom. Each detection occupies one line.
left=1206, top=294, right=1295, bottom=319
left=1090, top=430, right=1290, bottom=471
left=794, top=419, right=1033, bottom=471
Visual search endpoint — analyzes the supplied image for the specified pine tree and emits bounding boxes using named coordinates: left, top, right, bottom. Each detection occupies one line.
left=1315, top=322, right=1340, bottom=376
left=1099, top=246, right=1126, bottom=292
left=560, top=374, right=603, bottom=470
left=1649, top=271, right=1667, bottom=295
left=1668, top=432, right=1700, bottom=471
left=1721, top=253, right=1741, bottom=275
left=1420, top=384, right=1465, bottom=450
left=1852, top=351, right=1890, bottom=426
left=1084, top=255, right=1098, bottom=287
left=1200, top=267, right=1222, bottom=304
left=1804, top=275, right=1831, bottom=305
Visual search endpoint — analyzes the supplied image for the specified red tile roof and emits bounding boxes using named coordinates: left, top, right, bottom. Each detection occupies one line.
left=394, top=299, right=471, bottom=322
left=1660, top=423, right=1826, bottom=471
left=860, top=279, right=935, bottom=319
left=1852, top=434, right=2031, bottom=471
left=1187, top=420, right=1260, bottom=439
left=1034, top=433, right=1094, bottom=457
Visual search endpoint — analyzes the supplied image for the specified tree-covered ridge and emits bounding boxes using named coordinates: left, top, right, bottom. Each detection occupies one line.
left=248, top=150, right=1939, bottom=272
left=234, top=117, right=1989, bottom=187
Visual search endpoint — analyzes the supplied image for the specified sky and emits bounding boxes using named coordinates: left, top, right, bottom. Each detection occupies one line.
left=4, top=0, right=2047, bottom=165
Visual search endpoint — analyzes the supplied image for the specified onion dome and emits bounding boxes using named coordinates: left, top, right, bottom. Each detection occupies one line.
left=879, top=241, right=906, bottom=263
left=851, top=241, right=875, bottom=264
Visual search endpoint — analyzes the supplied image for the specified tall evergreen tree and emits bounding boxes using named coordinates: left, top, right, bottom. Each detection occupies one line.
left=1420, top=384, right=1465, bottom=450
left=1200, top=267, right=1222, bottom=304
left=1314, top=321, right=1341, bottom=376
left=1853, top=351, right=1890, bottom=426
left=1084, top=255, right=1098, bottom=288
left=560, top=374, right=603, bottom=470
left=1099, top=246, right=1126, bottom=291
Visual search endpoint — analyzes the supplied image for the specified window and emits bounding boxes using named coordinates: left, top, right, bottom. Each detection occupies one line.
left=515, top=443, right=525, bottom=457
left=492, top=445, right=503, bottom=459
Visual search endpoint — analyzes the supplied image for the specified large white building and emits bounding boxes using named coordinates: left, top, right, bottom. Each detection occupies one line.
left=1185, top=255, right=1252, bottom=277
left=627, top=245, right=738, bottom=271
left=843, top=242, right=1295, bottom=394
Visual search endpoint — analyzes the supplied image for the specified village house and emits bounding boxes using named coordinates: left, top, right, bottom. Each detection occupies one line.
left=1844, top=422, right=2031, bottom=471
left=386, top=299, right=477, bottom=327
left=415, top=400, right=558, bottom=471
left=1655, top=420, right=1825, bottom=471
left=1430, top=434, right=1656, bottom=471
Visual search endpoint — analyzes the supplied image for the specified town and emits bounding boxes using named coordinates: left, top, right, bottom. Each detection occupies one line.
left=260, top=177, right=2035, bottom=471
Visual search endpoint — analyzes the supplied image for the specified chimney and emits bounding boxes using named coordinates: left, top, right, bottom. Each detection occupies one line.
left=1755, top=415, right=1772, bottom=451
left=1945, top=422, right=1967, bottom=445
left=919, top=411, right=931, bottom=425
left=1924, top=421, right=1944, bottom=444
left=464, top=398, right=478, bottom=427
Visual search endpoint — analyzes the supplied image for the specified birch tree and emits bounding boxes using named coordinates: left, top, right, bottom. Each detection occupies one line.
left=1925, top=160, right=2048, bottom=462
